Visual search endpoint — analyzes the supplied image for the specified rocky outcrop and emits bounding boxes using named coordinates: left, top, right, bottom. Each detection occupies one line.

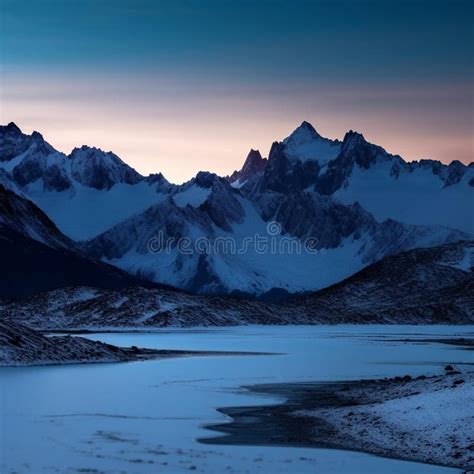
left=0, top=320, right=156, bottom=366
left=69, top=145, right=143, bottom=189
left=228, top=149, right=268, bottom=185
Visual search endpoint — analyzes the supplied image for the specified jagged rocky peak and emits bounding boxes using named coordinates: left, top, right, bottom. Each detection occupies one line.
left=0, top=122, right=46, bottom=145
left=194, top=171, right=222, bottom=188
left=243, top=149, right=266, bottom=172
left=146, top=171, right=167, bottom=183
left=0, top=124, right=70, bottom=191
left=337, top=129, right=394, bottom=169
left=341, top=130, right=367, bottom=150
left=444, top=160, right=469, bottom=187
left=313, top=131, right=398, bottom=195
left=0, top=122, right=40, bottom=163
left=229, top=148, right=268, bottom=185
left=0, top=123, right=57, bottom=171
left=31, top=130, right=44, bottom=141
left=255, top=121, right=341, bottom=194
left=415, top=159, right=445, bottom=176
left=145, top=172, right=174, bottom=192
left=2, top=122, right=22, bottom=135
left=267, top=141, right=285, bottom=160
left=69, top=145, right=143, bottom=190
left=254, top=139, right=321, bottom=194
left=69, top=145, right=110, bottom=159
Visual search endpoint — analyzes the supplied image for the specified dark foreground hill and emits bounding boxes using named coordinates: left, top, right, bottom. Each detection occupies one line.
left=0, top=184, right=167, bottom=299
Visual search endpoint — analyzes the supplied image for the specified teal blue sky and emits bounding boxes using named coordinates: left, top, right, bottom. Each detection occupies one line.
left=2, top=0, right=473, bottom=80
left=0, top=0, right=472, bottom=182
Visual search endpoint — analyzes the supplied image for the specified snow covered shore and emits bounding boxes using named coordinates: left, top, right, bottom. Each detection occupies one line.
left=204, top=358, right=473, bottom=470
left=296, top=367, right=473, bottom=470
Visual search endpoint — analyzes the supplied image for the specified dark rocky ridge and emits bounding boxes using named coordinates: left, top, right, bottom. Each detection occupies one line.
left=0, top=320, right=257, bottom=367
left=287, top=240, right=474, bottom=323
left=0, top=227, right=156, bottom=299
left=0, top=319, right=157, bottom=366
left=0, top=183, right=76, bottom=250
left=0, top=184, right=163, bottom=299
left=228, top=149, right=268, bottom=184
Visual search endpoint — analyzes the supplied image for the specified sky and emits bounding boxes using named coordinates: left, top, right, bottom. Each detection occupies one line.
left=0, top=0, right=472, bottom=183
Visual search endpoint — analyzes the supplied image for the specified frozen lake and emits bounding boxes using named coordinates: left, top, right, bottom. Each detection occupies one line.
left=1, top=325, right=473, bottom=473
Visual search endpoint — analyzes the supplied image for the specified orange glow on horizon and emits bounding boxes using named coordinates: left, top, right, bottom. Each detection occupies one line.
left=1, top=73, right=472, bottom=183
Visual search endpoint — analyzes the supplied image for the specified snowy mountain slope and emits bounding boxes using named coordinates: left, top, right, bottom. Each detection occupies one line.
left=84, top=171, right=468, bottom=296
left=0, top=123, right=174, bottom=240
left=287, top=240, right=474, bottom=323
left=84, top=173, right=254, bottom=292
left=243, top=123, right=473, bottom=233
left=1, top=121, right=472, bottom=299
left=321, top=131, right=474, bottom=233
left=332, top=156, right=473, bottom=234
left=0, top=169, right=27, bottom=196
left=29, top=179, right=172, bottom=240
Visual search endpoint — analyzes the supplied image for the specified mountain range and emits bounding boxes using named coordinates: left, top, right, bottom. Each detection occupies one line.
left=2, top=241, right=472, bottom=328
left=0, top=120, right=472, bottom=303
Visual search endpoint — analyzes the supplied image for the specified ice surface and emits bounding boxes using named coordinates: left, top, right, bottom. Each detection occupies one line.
left=1, top=325, right=471, bottom=474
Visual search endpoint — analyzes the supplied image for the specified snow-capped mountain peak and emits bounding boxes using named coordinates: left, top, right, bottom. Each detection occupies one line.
left=0, top=122, right=55, bottom=165
left=281, top=121, right=341, bottom=165
left=283, top=120, right=321, bottom=142
left=0, top=126, right=175, bottom=239
left=69, top=145, right=143, bottom=190
left=1, top=121, right=472, bottom=299
left=0, top=125, right=70, bottom=192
